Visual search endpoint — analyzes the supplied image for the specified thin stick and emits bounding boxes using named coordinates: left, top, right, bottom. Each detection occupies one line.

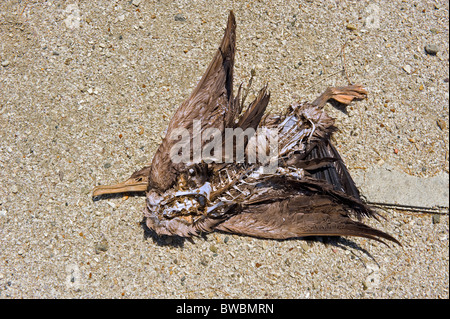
left=368, top=201, right=449, bottom=214
left=297, top=39, right=354, bottom=98
left=340, top=40, right=352, bottom=85
left=297, top=70, right=342, bottom=97
left=241, top=68, right=255, bottom=107
left=19, top=0, right=28, bottom=18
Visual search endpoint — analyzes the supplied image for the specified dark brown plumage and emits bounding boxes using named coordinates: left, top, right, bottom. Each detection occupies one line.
left=92, top=11, right=399, bottom=246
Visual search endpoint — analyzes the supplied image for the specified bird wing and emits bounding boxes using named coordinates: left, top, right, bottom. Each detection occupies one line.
left=145, top=171, right=399, bottom=244
left=216, top=197, right=399, bottom=245
left=148, top=11, right=238, bottom=191
left=216, top=178, right=399, bottom=245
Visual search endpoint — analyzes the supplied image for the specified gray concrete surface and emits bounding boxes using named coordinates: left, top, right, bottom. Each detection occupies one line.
left=353, top=165, right=449, bottom=208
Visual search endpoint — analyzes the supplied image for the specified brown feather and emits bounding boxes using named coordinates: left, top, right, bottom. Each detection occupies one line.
left=216, top=198, right=399, bottom=245
left=236, top=86, right=270, bottom=130
left=148, top=11, right=237, bottom=192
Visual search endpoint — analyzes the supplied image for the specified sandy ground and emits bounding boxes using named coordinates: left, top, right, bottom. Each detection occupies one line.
left=0, top=0, right=448, bottom=298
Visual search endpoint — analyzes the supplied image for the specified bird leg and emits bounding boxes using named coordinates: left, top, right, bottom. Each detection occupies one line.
left=92, top=166, right=150, bottom=197
left=312, top=85, right=367, bottom=108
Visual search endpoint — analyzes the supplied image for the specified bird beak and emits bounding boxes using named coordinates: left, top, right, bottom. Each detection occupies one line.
left=92, top=179, right=148, bottom=197
left=92, top=166, right=151, bottom=197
